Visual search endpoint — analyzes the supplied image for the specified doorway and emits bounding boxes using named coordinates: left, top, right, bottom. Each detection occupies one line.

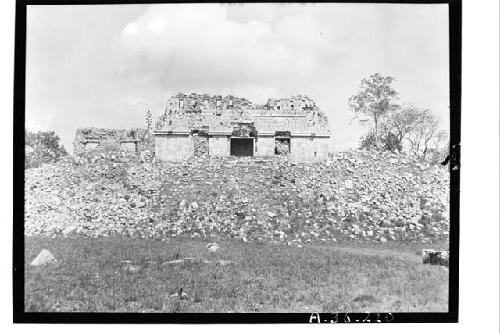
left=275, top=138, right=290, bottom=155
left=230, top=138, right=254, bottom=156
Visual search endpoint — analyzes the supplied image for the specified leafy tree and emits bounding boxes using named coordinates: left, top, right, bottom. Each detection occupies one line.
left=349, top=73, right=399, bottom=146
left=382, top=104, right=425, bottom=152
left=382, top=131, right=403, bottom=152
left=407, top=109, right=440, bottom=159
left=25, top=130, right=67, bottom=169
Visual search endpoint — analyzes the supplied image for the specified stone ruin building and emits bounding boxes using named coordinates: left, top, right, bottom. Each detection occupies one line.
left=73, top=93, right=331, bottom=163
left=154, top=93, right=331, bottom=162
left=73, top=128, right=154, bottom=161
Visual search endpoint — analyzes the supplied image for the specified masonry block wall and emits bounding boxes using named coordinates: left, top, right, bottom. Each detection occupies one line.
left=209, top=136, right=230, bottom=156
left=255, top=136, right=275, bottom=157
left=155, top=134, right=193, bottom=162
left=154, top=93, right=331, bottom=162
left=74, top=128, right=154, bottom=160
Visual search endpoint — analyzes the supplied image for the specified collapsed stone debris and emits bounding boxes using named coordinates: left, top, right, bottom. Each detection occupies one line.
left=25, top=149, right=450, bottom=245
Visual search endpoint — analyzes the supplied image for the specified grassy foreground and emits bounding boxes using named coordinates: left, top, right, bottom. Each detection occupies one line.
left=25, top=236, right=449, bottom=313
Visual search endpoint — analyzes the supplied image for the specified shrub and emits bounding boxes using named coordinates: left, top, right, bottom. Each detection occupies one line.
left=359, top=131, right=401, bottom=152
left=25, top=130, right=67, bottom=169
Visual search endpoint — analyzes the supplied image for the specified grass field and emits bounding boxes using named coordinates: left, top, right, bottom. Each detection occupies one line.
left=24, top=236, right=449, bottom=313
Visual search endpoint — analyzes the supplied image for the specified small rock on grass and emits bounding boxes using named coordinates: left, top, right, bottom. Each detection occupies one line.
left=163, top=259, right=185, bottom=265
left=30, top=249, right=57, bottom=266
left=206, top=243, right=220, bottom=253
left=217, top=260, right=235, bottom=266
left=124, top=264, right=141, bottom=272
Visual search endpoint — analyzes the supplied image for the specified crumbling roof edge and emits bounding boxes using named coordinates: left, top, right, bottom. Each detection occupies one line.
left=153, top=131, right=331, bottom=138
left=154, top=131, right=191, bottom=135
left=251, top=115, right=307, bottom=118
left=291, top=133, right=331, bottom=138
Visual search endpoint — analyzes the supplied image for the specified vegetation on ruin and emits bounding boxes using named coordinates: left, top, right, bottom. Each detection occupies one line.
left=25, top=236, right=449, bottom=313
left=25, top=130, right=67, bottom=169
left=349, top=73, right=399, bottom=145
left=350, top=74, right=448, bottom=163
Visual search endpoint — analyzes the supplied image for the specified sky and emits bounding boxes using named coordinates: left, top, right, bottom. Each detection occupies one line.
left=26, top=3, right=449, bottom=153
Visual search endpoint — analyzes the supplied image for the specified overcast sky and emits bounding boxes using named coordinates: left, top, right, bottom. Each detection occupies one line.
left=26, top=3, right=449, bottom=152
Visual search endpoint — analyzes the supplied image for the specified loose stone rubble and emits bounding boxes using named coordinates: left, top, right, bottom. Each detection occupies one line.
left=25, top=149, right=449, bottom=244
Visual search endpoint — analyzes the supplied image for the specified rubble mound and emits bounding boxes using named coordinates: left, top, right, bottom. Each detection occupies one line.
left=25, top=149, right=449, bottom=244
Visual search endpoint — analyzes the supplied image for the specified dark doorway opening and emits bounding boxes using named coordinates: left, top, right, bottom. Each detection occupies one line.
left=230, top=138, right=254, bottom=156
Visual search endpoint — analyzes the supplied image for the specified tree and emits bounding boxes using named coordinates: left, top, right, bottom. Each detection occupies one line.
left=426, top=130, right=449, bottom=164
left=25, top=130, right=67, bottom=168
left=407, top=109, right=440, bottom=159
left=382, top=104, right=424, bottom=152
left=349, top=73, right=399, bottom=146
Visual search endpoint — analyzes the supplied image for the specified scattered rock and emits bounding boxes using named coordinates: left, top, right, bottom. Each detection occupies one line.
left=62, top=225, right=77, bottom=235
left=206, top=243, right=220, bottom=253
left=169, top=288, right=189, bottom=299
left=124, top=264, right=141, bottom=272
left=422, top=249, right=449, bottom=266
left=24, top=150, right=449, bottom=244
left=164, top=259, right=185, bottom=265
left=217, top=260, right=235, bottom=266
left=30, top=249, right=57, bottom=266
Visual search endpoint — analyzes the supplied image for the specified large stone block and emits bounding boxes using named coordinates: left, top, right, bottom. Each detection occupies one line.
left=422, top=249, right=449, bottom=266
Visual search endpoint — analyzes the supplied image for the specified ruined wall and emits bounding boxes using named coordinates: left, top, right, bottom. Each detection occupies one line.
left=253, top=115, right=329, bottom=134
left=156, top=93, right=330, bottom=134
left=74, top=128, right=154, bottom=161
left=192, top=132, right=209, bottom=157
left=289, top=136, right=330, bottom=162
left=155, top=134, right=193, bottom=162
left=208, top=136, right=229, bottom=156
left=255, top=137, right=275, bottom=157
left=154, top=93, right=331, bottom=162
left=166, top=93, right=255, bottom=114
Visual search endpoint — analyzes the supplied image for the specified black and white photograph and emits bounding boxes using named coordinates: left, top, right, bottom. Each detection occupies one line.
left=13, top=0, right=468, bottom=323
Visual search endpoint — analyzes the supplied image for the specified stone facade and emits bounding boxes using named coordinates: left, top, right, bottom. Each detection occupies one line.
left=74, top=128, right=154, bottom=161
left=155, top=93, right=331, bottom=162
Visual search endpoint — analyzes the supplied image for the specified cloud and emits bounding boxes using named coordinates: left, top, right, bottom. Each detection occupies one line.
left=116, top=4, right=333, bottom=102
